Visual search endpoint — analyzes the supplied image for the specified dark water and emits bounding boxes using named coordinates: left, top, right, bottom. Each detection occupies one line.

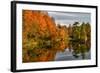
left=55, top=49, right=91, bottom=61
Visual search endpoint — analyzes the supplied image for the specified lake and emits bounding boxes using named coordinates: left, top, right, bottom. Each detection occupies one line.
left=55, top=49, right=91, bottom=61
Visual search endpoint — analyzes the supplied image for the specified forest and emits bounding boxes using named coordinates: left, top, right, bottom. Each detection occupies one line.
left=22, top=10, right=91, bottom=62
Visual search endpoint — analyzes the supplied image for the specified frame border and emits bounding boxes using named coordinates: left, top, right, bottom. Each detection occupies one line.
left=11, top=1, right=98, bottom=72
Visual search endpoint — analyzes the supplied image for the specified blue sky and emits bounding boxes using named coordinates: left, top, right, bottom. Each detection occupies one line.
left=48, top=11, right=91, bottom=25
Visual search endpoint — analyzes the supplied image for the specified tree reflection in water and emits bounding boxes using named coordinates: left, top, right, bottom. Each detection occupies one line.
left=22, top=10, right=91, bottom=62
left=68, top=22, right=91, bottom=59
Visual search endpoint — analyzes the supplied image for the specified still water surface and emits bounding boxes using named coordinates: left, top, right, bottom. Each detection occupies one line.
left=55, top=49, right=91, bottom=61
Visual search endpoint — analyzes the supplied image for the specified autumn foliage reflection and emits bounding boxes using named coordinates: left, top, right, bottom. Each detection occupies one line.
left=22, top=10, right=91, bottom=62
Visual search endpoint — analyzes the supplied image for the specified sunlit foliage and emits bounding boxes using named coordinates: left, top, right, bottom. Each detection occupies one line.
left=22, top=10, right=91, bottom=62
